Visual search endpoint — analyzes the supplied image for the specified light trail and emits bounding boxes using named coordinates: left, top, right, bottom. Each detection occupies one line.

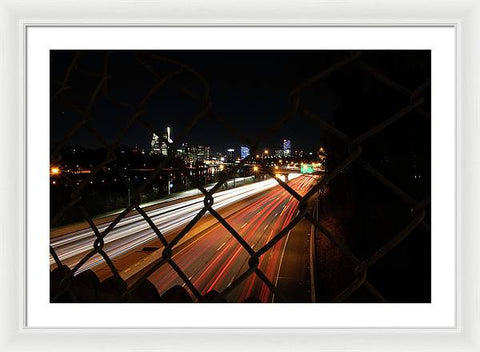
left=146, top=175, right=319, bottom=302
left=50, top=174, right=302, bottom=273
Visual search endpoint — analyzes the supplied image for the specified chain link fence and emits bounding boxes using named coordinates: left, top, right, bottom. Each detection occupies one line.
left=50, top=50, right=430, bottom=303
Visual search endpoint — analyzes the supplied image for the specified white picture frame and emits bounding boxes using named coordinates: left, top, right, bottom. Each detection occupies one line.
left=0, top=0, right=478, bottom=351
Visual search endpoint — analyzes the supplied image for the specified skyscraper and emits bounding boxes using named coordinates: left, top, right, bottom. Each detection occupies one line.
left=283, top=139, right=291, bottom=157
left=196, top=145, right=209, bottom=162
left=161, top=127, right=173, bottom=156
left=227, top=148, right=235, bottom=163
left=204, top=146, right=210, bottom=161
left=181, top=142, right=189, bottom=161
left=240, top=145, right=250, bottom=160
left=151, top=127, right=173, bottom=156
left=188, top=146, right=197, bottom=164
left=150, top=133, right=161, bottom=155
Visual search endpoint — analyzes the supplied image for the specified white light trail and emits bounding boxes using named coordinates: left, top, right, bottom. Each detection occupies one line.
left=50, top=174, right=301, bottom=272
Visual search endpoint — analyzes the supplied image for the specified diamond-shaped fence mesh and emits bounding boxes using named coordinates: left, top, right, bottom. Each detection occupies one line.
left=49, top=50, right=430, bottom=303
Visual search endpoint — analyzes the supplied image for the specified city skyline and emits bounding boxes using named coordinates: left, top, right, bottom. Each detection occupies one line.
left=147, top=126, right=310, bottom=158
left=58, top=125, right=323, bottom=162
left=143, top=129, right=301, bottom=157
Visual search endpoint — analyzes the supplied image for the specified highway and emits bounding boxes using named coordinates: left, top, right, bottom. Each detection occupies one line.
left=51, top=173, right=318, bottom=302
left=132, top=175, right=318, bottom=302
left=51, top=174, right=302, bottom=271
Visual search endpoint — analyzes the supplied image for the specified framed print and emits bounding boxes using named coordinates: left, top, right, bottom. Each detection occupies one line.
left=28, top=26, right=454, bottom=329
left=0, top=0, right=478, bottom=351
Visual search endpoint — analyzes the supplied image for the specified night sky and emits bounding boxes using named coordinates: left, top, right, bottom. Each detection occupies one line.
left=50, top=50, right=430, bottom=156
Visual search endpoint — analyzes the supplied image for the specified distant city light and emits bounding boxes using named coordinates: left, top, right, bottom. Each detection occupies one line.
left=283, top=139, right=291, bottom=157
left=50, top=167, right=60, bottom=175
left=241, top=145, right=250, bottom=160
left=151, top=127, right=173, bottom=156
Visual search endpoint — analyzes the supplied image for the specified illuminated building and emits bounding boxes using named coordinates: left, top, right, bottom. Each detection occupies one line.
left=182, top=144, right=211, bottom=164
left=151, top=127, right=173, bottom=156
left=195, top=145, right=210, bottom=162
left=150, top=133, right=161, bottom=155
left=227, top=148, right=235, bottom=163
left=161, top=127, right=173, bottom=156
left=241, top=146, right=250, bottom=160
left=283, top=139, right=291, bottom=157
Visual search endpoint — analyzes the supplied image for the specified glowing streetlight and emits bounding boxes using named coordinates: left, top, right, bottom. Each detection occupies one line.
left=275, top=165, right=279, bottom=170
left=253, top=166, right=259, bottom=172
left=264, top=149, right=269, bottom=155
left=50, top=167, right=60, bottom=175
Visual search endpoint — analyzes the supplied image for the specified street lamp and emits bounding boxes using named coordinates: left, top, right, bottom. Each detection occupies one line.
left=50, top=166, right=60, bottom=175
left=252, top=165, right=259, bottom=182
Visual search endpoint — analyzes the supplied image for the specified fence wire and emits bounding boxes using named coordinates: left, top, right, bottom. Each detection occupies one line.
left=49, top=50, right=430, bottom=303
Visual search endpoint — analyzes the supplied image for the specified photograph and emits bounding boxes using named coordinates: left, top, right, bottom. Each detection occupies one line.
left=49, top=49, right=431, bottom=304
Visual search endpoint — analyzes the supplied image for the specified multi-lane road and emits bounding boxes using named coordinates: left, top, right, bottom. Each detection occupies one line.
left=145, top=174, right=317, bottom=302
left=51, top=173, right=318, bottom=302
